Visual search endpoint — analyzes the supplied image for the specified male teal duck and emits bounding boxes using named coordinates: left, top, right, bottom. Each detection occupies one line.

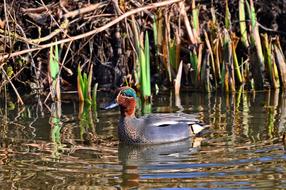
left=115, top=87, right=207, bottom=144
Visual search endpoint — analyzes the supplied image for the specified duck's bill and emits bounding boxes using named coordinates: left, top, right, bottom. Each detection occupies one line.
left=102, top=101, right=119, bottom=110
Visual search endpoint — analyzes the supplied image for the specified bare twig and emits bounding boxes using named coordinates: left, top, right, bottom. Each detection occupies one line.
left=0, top=66, right=27, bottom=89
left=1, top=68, right=24, bottom=105
left=63, top=2, right=107, bottom=19
left=0, top=29, right=41, bottom=46
left=30, top=19, right=69, bottom=43
left=60, top=41, right=73, bottom=75
left=21, top=3, right=56, bottom=14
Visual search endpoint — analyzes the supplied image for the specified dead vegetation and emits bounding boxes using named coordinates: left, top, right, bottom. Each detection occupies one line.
left=1, top=0, right=286, bottom=104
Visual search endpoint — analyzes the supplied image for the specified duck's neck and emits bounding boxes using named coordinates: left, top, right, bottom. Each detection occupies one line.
left=119, top=97, right=136, bottom=118
left=120, top=106, right=136, bottom=118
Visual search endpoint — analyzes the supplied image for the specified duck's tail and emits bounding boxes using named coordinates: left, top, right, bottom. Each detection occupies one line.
left=190, top=123, right=210, bottom=136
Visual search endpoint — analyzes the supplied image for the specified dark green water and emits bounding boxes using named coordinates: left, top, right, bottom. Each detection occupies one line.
left=0, top=90, right=286, bottom=189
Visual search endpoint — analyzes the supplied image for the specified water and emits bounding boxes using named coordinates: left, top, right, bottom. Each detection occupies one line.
left=0, top=90, right=286, bottom=189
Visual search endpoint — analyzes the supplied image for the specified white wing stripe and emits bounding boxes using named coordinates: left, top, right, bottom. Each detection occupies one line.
left=152, top=121, right=179, bottom=126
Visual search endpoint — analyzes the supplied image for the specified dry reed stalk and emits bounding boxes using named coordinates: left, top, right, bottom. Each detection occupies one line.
left=197, top=44, right=203, bottom=81
left=192, top=0, right=200, bottom=42
left=213, top=39, right=222, bottom=84
left=239, top=0, right=249, bottom=48
left=231, top=32, right=243, bottom=84
left=273, top=37, right=286, bottom=89
left=223, top=29, right=235, bottom=92
left=201, top=50, right=211, bottom=92
left=261, top=34, right=279, bottom=89
left=179, top=2, right=196, bottom=44
left=204, top=30, right=217, bottom=87
left=175, top=61, right=183, bottom=95
left=175, top=28, right=181, bottom=71
left=248, top=0, right=265, bottom=89
left=164, top=11, right=173, bottom=82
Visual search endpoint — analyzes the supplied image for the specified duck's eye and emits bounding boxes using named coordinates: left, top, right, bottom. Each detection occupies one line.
left=122, top=93, right=133, bottom=97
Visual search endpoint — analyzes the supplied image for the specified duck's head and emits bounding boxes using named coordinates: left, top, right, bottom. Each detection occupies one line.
left=116, top=87, right=137, bottom=116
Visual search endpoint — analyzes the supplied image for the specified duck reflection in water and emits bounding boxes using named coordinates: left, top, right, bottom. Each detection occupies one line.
left=118, top=137, right=204, bottom=189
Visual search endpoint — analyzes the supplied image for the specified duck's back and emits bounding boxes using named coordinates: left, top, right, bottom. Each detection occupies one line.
left=142, top=122, right=190, bottom=144
left=141, top=113, right=200, bottom=144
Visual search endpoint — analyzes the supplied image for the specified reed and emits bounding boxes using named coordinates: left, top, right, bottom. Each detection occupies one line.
left=92, top=83, right=98, bottom=107
left=261, top=34, right=279, bottom=88
left=79, top=102, right=96, bottom=142
left=143, top=32, right=151, bottom=98
left=152, top=16, right=160, bottom=71
left=222, top=29, right=235, bottom=92
left=49, top=101, right=62, bottom=158
left=164, top=11, right=173, bottom=83
left=273, top=37, right=286, bottom=89
left=4, top=0, right=286, bottom=98
left=210, top=6, right=222, bottom=83
left=169, top=39, right=177, bottom=71
left=77, top=64, right=93, bottom=104
left=225, top=0, right=231, bottom=30
left=131, top=16, right=151, bottom=99
left=175, top=61, right=183, bottom=95
left=137, top=32, right=151, bottom=99
left=190, top=49, right=198, bottom=85
left=192, top=0, right=200, bottom=42
left=239, top=0, right=249, bottom=48
left=49, top=44, right=61, bottom=101
left=179, top=2, right=196, bottom=44
left=231, top=33, right=243, bottom=84
left=201, top=50, right=211, bottom=92
left=204, top=30, right=217, bottom=87
left=247, top=0, right=265, bottom=89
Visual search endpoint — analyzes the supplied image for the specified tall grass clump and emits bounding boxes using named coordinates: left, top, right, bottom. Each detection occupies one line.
left=77, top=64, right=94, bottom=105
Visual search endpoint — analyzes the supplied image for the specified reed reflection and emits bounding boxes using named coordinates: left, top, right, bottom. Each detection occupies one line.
left=49, top=101, right=62, bottom=159
left=78, top=102, right=97, bottom=145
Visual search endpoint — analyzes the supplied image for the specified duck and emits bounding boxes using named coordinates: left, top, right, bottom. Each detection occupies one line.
left=113, top=87, right=207, bottom=144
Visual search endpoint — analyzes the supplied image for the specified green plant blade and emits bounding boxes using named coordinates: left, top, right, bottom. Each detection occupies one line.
left=49, top=44, right=61, bottom=101
left=239, top=0, right=249, bottom=48
left=77, top=64, right=84, bottom=102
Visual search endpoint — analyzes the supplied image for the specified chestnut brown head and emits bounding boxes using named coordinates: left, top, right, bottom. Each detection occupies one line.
left=116, top=87, right=137, bottom=116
